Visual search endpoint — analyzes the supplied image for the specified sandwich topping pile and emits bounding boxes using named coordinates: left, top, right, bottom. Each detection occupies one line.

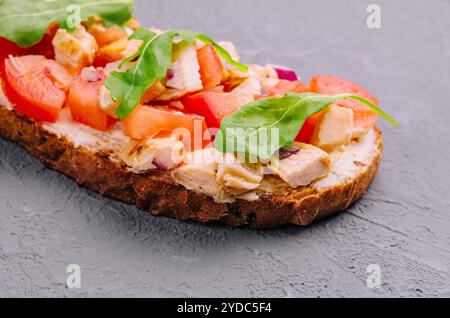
left=0, top=1, right=397, bottom=227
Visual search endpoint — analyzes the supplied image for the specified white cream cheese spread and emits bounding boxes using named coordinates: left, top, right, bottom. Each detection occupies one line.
left=313, top=128, right=378, bottom=190
left=0, top=79, right=12, bottom=110
left=42, top=108, right=130, bottom=153
left=1, top=78, right=379, bottom=202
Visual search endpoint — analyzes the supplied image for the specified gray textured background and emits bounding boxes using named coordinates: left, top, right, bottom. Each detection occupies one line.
left=1, top=0, right=449, bottom=297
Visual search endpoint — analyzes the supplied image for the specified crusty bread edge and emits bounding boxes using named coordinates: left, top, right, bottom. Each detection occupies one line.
left=0, top=106, right=383, bottom=229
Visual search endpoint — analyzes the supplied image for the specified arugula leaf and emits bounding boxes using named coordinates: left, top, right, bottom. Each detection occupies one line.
left=105, top=29, right=195, bottom=119
left=0, top=0, right=133, bottom=47
left=118, top=28, right=157, bottom=68
left=214, top=93, right=399, bottom=160
left=196, top=34, right=247, bottom=72
left=105, top=28, right=248, bottom=119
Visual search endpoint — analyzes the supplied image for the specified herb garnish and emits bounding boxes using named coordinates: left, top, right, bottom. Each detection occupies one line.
left=215, top=93, right=398, bottom=160
left=0, top=0, right=133, bottom=47
left=105, top=28, right=248, bottom=119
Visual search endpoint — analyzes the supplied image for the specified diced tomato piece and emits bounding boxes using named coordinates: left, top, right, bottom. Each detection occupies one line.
left=91, top=25, right=127, bottom=47
left=0, top=24, right=58, bottom=62
left=67, top=74, right=116, bottom=131
left=296, top=112, right=324, bottom=143
left=266, top=80, right=312, bottom=95
left=181, top=92, right=240, bottom=128
left=123, top=104, right=209, bottom=150
left=4, top=55, right=70, bottom=122
left=0, top=38, right=27, bottom=59
left=293, top=75, right=379, bottom=143
left=42, top=60, right=73, bottom=92
left=197, top=44, right=225, bottom=88
left=1, top=23, right=58, bottom=63
left=291, top=82, right=311, bottom=93
left=311, top=75, right=378, bottom=132
left=93, top=38, right=128, bottom=67
left=27, top=33, right=56, bottom=59
left=254, top=80, right=312, bottom=103
left=0, top=38, right=27, bottom=78
left=27, top=22, right=59, bottom=59
left=92, top=54, right=110, bottom=68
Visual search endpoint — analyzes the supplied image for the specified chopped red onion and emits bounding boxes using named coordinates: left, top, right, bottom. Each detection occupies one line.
left=152, top=159, right=168, bottom=172
left=278, top=144, right=301, bottom=160
left=260, top=88, right=269, bottom=95
left=274, top=67, right=298, bottom=82
left=166, top=69, right=175, bottom=80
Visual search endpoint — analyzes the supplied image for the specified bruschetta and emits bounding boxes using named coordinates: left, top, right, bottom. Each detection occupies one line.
left=0, top=1, right=397, bottom=229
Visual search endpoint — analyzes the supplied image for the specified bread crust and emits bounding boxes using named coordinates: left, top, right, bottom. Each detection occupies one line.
left=0, top=106, right=383, bottom=229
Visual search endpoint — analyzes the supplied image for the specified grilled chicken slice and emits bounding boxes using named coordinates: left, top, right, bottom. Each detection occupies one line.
left=172, top=162, right=220, bottom=198
left=174, top=149, right=265, bottom=203
left=269, top=143, right=331, bottom=188
left=52, top=26, right=98, bottom=70
left=166, top=44, right=203, bottom=92
left=231, top=77, right=261, bottom=107
left=98, top=85, right=120, bottom=118
left=216, top=153, right=263, bottom=195
left=172, top=148, right=235, bottom=202
left=311, top=105, right=354, bottom=152
left=119, top=137, right=185, bottom=172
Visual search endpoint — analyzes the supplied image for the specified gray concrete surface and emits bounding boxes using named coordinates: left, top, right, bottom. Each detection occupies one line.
left=1, top=0, right=449, bottom=297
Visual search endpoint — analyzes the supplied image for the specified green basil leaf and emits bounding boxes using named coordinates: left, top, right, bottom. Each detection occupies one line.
left=0, top=0, right=133, bottom=47
left=215, top=93, right=399, bottom=160
left=106, top=28, right=248, bottom=119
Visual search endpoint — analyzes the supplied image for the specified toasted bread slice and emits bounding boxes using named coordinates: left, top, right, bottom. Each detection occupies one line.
left=0, top=105, right=382, bottom=229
